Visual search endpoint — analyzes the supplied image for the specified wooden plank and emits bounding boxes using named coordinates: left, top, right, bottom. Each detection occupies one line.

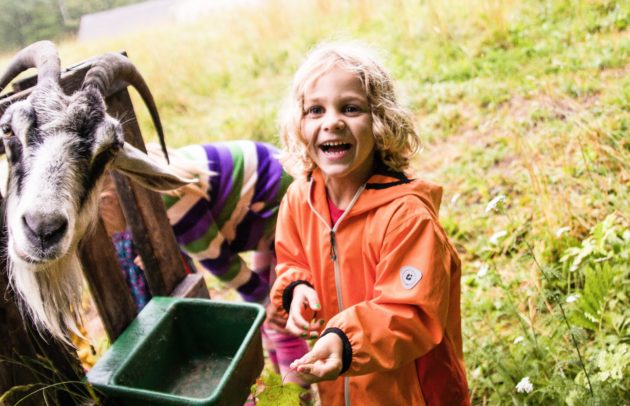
left=78, top=215, right=138, bottom=341
left=111, top=171, right=169, bottom=295
left=171, top=273, right=211, bottom=299
left=105, top=88, right=207, bottom=298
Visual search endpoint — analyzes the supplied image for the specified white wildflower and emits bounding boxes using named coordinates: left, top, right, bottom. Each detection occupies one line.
left=515, top=376, right=533, bottom=394
left=513, top=335, right=525, bottom=344
left=485, top=195, right=506, bottom=213
left=566, top=294, right=579, bottom=304
left=490, top=230, right=508, bottom=245
left=450, top=193, right=461, bottom=205
left=477, top=264, right=489, bottom=278
left=555, top=226, right=571, bottom=237
left=471, top=367, right=482, bottom=379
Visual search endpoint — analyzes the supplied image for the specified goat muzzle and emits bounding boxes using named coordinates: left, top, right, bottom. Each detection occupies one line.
left=22, top=211, right=69, bottom=252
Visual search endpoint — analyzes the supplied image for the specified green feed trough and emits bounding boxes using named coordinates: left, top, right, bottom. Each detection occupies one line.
left=87, top=297, right=265, bottom=405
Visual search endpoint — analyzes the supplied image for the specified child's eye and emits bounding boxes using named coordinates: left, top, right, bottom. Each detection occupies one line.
left=343, top=105, right=361, bottom=114
left=306, top=106, right=324, bottom=116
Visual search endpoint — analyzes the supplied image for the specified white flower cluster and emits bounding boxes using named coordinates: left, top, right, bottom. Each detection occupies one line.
left=566, top=294, right=580, bottom=303
left=477, top=264, right=490, bottom=278
left=515, top=376, right=533, bottom=394
left=489, top=230, right=508, bottom=245
left=485, top=194, right=506, bottom=213
left=555, top=226, right=571, bottom=237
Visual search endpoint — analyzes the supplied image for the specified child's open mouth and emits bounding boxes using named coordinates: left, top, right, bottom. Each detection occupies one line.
left=320, top=141, right=352, bottom=155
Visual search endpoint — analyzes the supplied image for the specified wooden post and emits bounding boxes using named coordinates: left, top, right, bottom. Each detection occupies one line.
left=78, top=216, right=138, bottom=341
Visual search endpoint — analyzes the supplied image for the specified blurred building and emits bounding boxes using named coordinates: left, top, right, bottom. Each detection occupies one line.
left=78, top=0, right=262, bottom=41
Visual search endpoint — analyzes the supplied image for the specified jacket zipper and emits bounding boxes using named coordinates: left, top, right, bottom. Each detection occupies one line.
left=330, top=228, right=350, bottom=406
left=308, top=181, right=365, bottom=406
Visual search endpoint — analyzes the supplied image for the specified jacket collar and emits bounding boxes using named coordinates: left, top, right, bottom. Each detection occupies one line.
left=305, top=156, right=413, bottom=191
left=306, top=159, right=418, bottom=227
left=365, top=158, right=412, bottom=189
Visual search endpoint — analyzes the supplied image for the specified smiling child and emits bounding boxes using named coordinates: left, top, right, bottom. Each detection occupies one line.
left=270, top=42, right=470, bottom=405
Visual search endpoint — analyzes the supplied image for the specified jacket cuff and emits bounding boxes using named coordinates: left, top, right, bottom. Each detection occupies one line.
left=282, top=280, right=313, bottom=313
left=321, top=327, right=352, bottom=375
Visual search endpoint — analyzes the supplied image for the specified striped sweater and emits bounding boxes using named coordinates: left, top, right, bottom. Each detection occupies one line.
left=161, top=141, right=292, bottom=302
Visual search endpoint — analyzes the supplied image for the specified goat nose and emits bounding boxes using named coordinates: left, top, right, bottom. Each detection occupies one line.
left=22, top=212, right=68, bottom=246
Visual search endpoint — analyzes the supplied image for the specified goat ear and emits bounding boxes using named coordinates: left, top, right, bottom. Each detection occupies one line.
left=111, top=142, right=196, bottom=191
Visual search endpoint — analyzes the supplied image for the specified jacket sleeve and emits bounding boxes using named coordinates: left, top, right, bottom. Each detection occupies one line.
left=270, top=193, right=314, bottom=317
left=326, top=209, right=453, bottom=375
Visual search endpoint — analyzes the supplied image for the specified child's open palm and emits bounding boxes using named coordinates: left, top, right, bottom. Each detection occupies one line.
left=290, top=333, right=343, bottom=383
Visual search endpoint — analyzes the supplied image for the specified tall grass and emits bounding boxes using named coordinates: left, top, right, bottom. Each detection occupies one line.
left=2, top=0, right=629, bottom=403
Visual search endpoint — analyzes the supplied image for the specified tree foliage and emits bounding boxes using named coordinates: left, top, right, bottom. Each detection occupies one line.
left=0, top=0, right=143, bottom=52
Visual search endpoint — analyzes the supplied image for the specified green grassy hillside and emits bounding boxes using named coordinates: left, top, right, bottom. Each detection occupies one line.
left=2, top=0, right=628, bottom=404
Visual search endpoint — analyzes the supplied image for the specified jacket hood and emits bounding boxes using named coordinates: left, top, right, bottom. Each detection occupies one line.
left=308, top=165, right=444, bottom=225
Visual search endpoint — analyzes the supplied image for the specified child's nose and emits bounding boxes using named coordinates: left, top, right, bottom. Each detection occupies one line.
left=323, top=115, right=346, bottom=132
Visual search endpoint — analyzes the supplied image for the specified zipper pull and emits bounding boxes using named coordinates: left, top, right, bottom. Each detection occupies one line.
left=329, top=230, right=337, bottom=261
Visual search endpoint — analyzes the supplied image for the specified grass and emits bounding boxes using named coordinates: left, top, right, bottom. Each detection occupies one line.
left=2, top=0, right=629, bottom=404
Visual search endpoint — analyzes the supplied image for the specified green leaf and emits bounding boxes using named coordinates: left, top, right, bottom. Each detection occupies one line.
left=255, top=382, right=304, bottom=406
left=251, top=369, right=307, bottom=405
left=570, top=263, right=615, bottom=331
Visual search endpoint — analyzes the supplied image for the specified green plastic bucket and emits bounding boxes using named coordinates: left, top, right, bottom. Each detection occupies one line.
left=87, top=297, right=265, bottom=405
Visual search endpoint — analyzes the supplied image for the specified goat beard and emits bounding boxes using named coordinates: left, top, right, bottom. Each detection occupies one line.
left=8, top=251, right=83, bottom=345
left=3, top=179, right=103, bottom=345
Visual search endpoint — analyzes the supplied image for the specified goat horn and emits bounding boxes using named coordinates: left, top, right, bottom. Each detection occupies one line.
left=81, top=52, right=169, bottom=163
left=0, top=40, right=60, bottom=93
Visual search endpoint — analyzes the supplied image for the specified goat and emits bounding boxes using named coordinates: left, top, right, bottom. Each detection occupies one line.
left=0, top=41, right=192, bottom=343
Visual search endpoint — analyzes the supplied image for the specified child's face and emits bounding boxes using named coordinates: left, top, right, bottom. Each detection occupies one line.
left=301, top=67, right=375, bottom=187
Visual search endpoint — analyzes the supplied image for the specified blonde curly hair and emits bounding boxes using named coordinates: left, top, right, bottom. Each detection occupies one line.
left=279, top=41, right=420, bottom=178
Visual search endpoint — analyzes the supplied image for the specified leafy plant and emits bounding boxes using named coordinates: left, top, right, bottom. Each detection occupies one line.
left=569, top=263, right=615, bottom=332
left=250, top=368, right=308, bottom=406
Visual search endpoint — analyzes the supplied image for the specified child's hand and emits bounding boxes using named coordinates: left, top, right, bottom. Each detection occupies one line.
left=133, top=255, right=145, bottom=270
left=289, top=333, right=343, bottom=383
left=286, top=284, right=322, bottom=338
left=265, top=302, right=290, bottom=333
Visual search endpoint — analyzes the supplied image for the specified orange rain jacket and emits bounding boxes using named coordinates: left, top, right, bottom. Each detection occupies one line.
left=271, top=167, right=469, bottom=406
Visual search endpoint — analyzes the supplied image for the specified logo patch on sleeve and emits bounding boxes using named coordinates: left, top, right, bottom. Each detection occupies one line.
left=400, top=266, right=423, bottom=289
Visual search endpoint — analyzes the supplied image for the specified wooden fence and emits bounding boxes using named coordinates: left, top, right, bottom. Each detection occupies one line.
left=0, top=52, right=209, bottom=405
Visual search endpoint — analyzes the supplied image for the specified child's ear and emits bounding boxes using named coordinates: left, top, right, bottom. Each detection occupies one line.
left=111, top=142, right=197, bottom=191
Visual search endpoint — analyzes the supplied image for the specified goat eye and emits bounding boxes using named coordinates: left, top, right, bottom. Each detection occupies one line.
left=1, top=124, right=12, bottom=137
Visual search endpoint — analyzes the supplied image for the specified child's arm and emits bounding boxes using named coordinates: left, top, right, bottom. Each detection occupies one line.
left=251, top=248, right=292, bottom=333
left=270, top=195, right=321, bottom=336
left=324, top=206, right=455, bottom=377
